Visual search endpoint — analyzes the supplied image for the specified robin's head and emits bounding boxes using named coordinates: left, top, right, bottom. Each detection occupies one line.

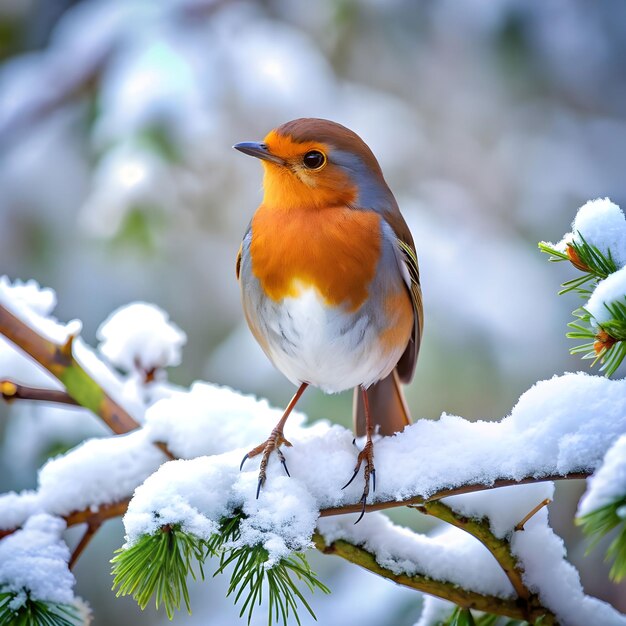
left=234, top=118, right=394, bottom=210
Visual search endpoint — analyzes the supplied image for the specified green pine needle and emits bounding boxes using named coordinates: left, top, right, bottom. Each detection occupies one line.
left=441, top=607, right=552, bottom=626
left=541, top=236, right=625, bottom=376
left=577, top=498, right=626, bottom=582
left=111, top=524, right=209, bottom=619
left=212, top=516, right=330, bottom=626
left=0, top=592, right=79, bottom=626
left=111, top=515, right=330, bottom=625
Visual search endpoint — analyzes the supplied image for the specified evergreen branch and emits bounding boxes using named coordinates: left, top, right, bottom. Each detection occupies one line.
left=577, top=497, right=626, bottom=582
left=113, top=516, right=329, bottom=626
left=111, top=524, right=208, bottom=619
left=0, top=592, right=80, bottom=626
left=0, top=380, right=78, bottom=407
left=312, top=533, right=530, bottom=622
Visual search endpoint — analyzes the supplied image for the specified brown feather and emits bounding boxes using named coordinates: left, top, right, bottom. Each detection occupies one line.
left=353, top=370, right=411, bottom=437
left=383, top=204, right=423, bottom=384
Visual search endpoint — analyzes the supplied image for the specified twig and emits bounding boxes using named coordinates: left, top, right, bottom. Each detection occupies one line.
left=313, top=532, right=532, bottom=621
left=69, top=520, right=102, bottom=569
left=318, top=472, right=588, bottom=518
left=412, top=501, right=529, bottom=600
left=0, top=305, right=175, bottom=459
left=1, top=379, right=78, bottom=406
left=0, top=474, right=588, bottom=543
left=0, top=303, right=140, bottom=434
left=515, top=498, right=552, bottom=532
left=410, top=500, right=556, bottom=624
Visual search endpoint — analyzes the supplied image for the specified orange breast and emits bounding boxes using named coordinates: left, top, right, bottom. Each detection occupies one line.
left=250, top=205, right=381, bottom=312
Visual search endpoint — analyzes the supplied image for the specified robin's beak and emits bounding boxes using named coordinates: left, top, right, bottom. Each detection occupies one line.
left=233, top=142, right=285, bottom=166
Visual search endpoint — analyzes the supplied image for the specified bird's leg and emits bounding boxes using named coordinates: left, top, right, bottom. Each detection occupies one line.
left=342, top=386, right=375, bottom=523
left=240, top=382, right=308, bottom=498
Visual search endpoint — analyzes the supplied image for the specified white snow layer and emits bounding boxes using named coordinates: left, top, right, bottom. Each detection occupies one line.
left=578, top=433, right=626, bottom=517
left=556, top=197, right=626, bottom=267
left=1, top=372, right=625, bottom=625
left=586, top=265, right=626, bottom=326
left=0, top=276, right=82, bottom=344
left=97, top=302, right=187, bottom=373
left=0, top=514, right=74, bottom=606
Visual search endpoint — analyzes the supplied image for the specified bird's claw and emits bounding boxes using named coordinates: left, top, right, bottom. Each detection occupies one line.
left=240, top=429, right=292, bottom=498
left=342, top=440, right=375, bottom=524
left=276, top=448, right=291, bottom=477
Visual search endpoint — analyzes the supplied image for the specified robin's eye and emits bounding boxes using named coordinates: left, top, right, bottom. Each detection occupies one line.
left=302, top=150, right=326, bottom=170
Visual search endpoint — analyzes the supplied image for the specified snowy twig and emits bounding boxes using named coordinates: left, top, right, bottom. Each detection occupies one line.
left=0, top=303, right=174, bottom=458
left=0, top=379, right=78, bottom=407
left=318, top=472, right=588, bottom=518
left=515, top=498, right=551, bottom=532
left=411, top=500, right=530, bottom=602
left=312, top=532, right=532, bottom=622
left=69, top=519, right=103, bottom=569
left=0, top=303, right=139, bottom=434
left=413, top=500, right=557, bottom=623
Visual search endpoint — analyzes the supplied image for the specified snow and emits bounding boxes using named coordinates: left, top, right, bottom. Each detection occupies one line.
left=0, top=369, right=624, bottom=625
left=318, top=513, right=513, bottom=598
left=443, top=482, right=554, bottom=539
left=586, top=265, right=626, bottom=326
left=555, top=198, right=626, bottom=267
left=0, top=431, right=165, bottom=531
left=511, top=508, right=626, bottom=626
left=123, top=372, right=625, bottom=578
left=96, top=302, right=186, bottom=374
left=0, top=514, right=74, bottom=606
left=414, top=596, right=456, bottom=626
left=578, top=433, right=626, bottom=517
left=0, top=276, right=81, bottom=345
left=143, top=381, right=313, bottom=459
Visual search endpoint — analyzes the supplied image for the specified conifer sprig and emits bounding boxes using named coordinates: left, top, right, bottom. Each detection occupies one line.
left=0, top=592, right=80, bottom=626
left=577, top=497, right=626, bottom=582
left=539, top=234, right=625, bottom=376
left=111, top=514, right=329, bottom=625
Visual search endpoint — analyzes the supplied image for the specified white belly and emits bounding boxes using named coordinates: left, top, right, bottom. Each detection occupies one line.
left=259, top=288, right=402, bottom=393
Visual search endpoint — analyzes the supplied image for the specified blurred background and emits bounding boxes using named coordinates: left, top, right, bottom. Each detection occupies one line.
left=1, top=0, right=625, bottom=624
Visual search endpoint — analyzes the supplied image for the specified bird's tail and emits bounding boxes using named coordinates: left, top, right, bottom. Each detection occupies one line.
left=353, top=370, right=411, bottom=437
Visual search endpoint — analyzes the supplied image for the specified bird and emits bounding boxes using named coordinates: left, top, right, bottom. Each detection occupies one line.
left=234, top=118, right=423, bottom=521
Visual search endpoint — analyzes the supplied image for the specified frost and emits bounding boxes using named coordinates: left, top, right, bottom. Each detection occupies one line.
left=96, top=302, right=186, bottom=374
left=578, top=433, right=626, bottom=517
left=0, top=514, right=74, bottom=605
left=586, top=265, right=626, bottom=326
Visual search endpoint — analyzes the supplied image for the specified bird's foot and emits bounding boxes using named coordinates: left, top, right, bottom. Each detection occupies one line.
left=342, top=439, right=375, bottom=524
left=240, top=428, right=293, bottom=498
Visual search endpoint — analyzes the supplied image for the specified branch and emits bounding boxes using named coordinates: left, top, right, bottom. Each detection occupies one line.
left=0, top=473, right=588, bottom=544
left=318, top=472, right=588, bottom=518
left=312, top=532, right=530, bottom=621
left=0, top=303, right=139, bottom=434
left=412, top=500, right=556, bottom=624
left=1, top=379, right=78, bottom=406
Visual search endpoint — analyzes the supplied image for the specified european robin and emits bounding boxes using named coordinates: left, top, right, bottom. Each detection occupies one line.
left=234, top=118, right=423, bottom=520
